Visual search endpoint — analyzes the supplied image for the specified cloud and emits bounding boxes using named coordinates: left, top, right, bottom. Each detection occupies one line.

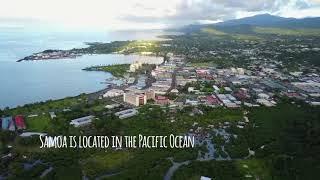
left=121, top=0, right=320, bottom=27
left=0, top=0, right=319, bottom=30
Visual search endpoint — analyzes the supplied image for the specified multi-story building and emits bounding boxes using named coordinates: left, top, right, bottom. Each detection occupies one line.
left=123, top=92, right=147, bottom=106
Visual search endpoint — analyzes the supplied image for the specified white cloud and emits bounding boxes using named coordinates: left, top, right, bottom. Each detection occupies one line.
left=0, top=0, right=319, bottom=30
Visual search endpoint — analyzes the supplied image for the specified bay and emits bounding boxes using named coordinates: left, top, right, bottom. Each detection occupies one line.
left=0, top=29, right=166, bottom=108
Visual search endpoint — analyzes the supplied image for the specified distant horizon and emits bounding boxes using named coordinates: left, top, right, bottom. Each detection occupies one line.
left=1, top=0, right=320, bottom=30
left=1, top=13, right=320, bottom=32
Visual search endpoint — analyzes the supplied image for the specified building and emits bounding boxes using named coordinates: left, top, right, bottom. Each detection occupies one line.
left=70, top=116, right=95, bottom=127
left=1, top=117, right=15, bottom=131
left=258, top=93, right=270, bottom=99
left=149, top=86, right=168, bottom=95
left=155, top=96, right=170, bottom=105
left=14, top=115, right=26, bottom=130
left=49, top=112, right=57, bottom=119
left=103, top=89, right=124, bottom=98
left=206, top=95, right=222, bottom=106
left=123, top=92, right=147, bottom=106
left=1, top=117, right=12, bottom=130
left=129, top=61, right=143, bottom=72
left=170, top=89, right=179, bottom=94
left=256, top=99, right=275, bottom=107
left=145, top=89, right=156, bottom=100
left=200, top=176, right=212, bottom=180
left=20, top=132, right=47, bottom=137
left=186, top=99, right=199, bottom=106
left=115, top=109, right=138, bottom=119
left=105, top=104, right=121, bottom=109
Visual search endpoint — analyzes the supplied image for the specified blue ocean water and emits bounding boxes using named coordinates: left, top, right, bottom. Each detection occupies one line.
left=0, top=29, right=165, bottom=108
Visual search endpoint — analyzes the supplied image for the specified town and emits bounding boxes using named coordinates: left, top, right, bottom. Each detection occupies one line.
left=1, top=25, right=320, bottom=180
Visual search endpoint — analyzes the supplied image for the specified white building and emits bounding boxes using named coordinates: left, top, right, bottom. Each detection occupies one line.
left=186, top=99, right=199, bottom=106
left=256, top=99, right=275, bottom=107
left=103, top=89, right=124, bottom=98
left=49, top=112, right=56, bottom=119
left=258, top=93, right=270, bottom=99
left=200, top=176, right=212, bottom=180
left=129, top=61, right=143, bottom=72
left=115, top=109, right=138, bottom=119
left=70, top=116, right=95, bottom=127
left=105, top=104, right=121, bottom=109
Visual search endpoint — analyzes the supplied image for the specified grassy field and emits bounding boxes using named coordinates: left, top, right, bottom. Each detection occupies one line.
left=200, top=27, right=262, bottom=41
left=25, top=115, right=51, bottom=132
left=6, top=95, right=87, bottom=116
left=231, top=34, right=262, bottom=41
left=254, top=27, right=320, bottom=36
left=201, top=27, right=227, bottom=35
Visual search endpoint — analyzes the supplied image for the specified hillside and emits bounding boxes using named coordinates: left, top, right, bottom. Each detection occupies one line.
left=181, top=14, right=320, bottom=36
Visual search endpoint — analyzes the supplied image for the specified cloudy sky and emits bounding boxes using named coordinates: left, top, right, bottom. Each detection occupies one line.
left=0, top=0, right=320, bottom=30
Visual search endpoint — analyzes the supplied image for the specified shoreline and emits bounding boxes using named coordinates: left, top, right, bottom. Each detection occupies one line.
left=2, top=53, right=164, bottom=109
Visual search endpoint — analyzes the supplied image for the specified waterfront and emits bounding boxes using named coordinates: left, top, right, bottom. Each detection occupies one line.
left=0, top=29, right=166, bottom=108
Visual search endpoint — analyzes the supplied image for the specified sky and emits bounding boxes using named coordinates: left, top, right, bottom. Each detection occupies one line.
left=0, top=0, right=320, bottom=30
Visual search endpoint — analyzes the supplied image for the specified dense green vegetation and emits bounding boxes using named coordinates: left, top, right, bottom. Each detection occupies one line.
left=201, top=27, right=226, bottom=36
left=1, top=95, right=320, bottom=179
left=172, top=101, right=320, bottom=180
left=83, top=64, right=130, bottom=77
left=254, top=27, right=320, bottom=36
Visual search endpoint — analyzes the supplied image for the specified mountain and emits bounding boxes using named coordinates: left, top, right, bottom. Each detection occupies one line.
left=215, top=14, right=320, bottom=28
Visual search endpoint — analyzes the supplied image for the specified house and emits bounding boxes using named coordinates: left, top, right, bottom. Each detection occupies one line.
left=103, top=89, right=124, bottom=98
left=70, top=116, right=95, bottom=127
left=115, top=109, right=138, bottom=119
left=14, top=115, right=26, bottom=130
left=105, top=104, right=121, bottom=109
left=185, top=99, right=199, bottom=106
left=258, top=93, right=270, bottom=99
left=206, top=95, right=221, bottom=106
left=256, top=99, right=275, bottom=107
left=2, top=117, right=15, bottom=131
left=155, top=96, right=170, bottom=105
left=224, top=86, right=232, bottom=92
left=1, top=117, right=11, bottom=130
left=170, top=89, right=179, bottom=94
left=213, top=85, right=220, bottom=92
left=49, top=112, right=57, bottom=119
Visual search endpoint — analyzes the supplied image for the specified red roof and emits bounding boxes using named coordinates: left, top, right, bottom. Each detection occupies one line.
left=155, top=96, right=169, bottom=105
left=156, top=96, right=168, bottom=100
left=14, top=115, right=26, bottom=130
left=206, top=95, right=221, bottom=105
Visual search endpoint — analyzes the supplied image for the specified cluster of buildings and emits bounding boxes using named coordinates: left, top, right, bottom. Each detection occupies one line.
left=101, top=50, right=319, bottom=113
left=20, top=50, right=78, bottom=61
left=1, top=115, right=26, bottom=131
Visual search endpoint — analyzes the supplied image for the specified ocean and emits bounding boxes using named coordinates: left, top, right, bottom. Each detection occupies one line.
left=0, top=28, right=166, bottom=108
